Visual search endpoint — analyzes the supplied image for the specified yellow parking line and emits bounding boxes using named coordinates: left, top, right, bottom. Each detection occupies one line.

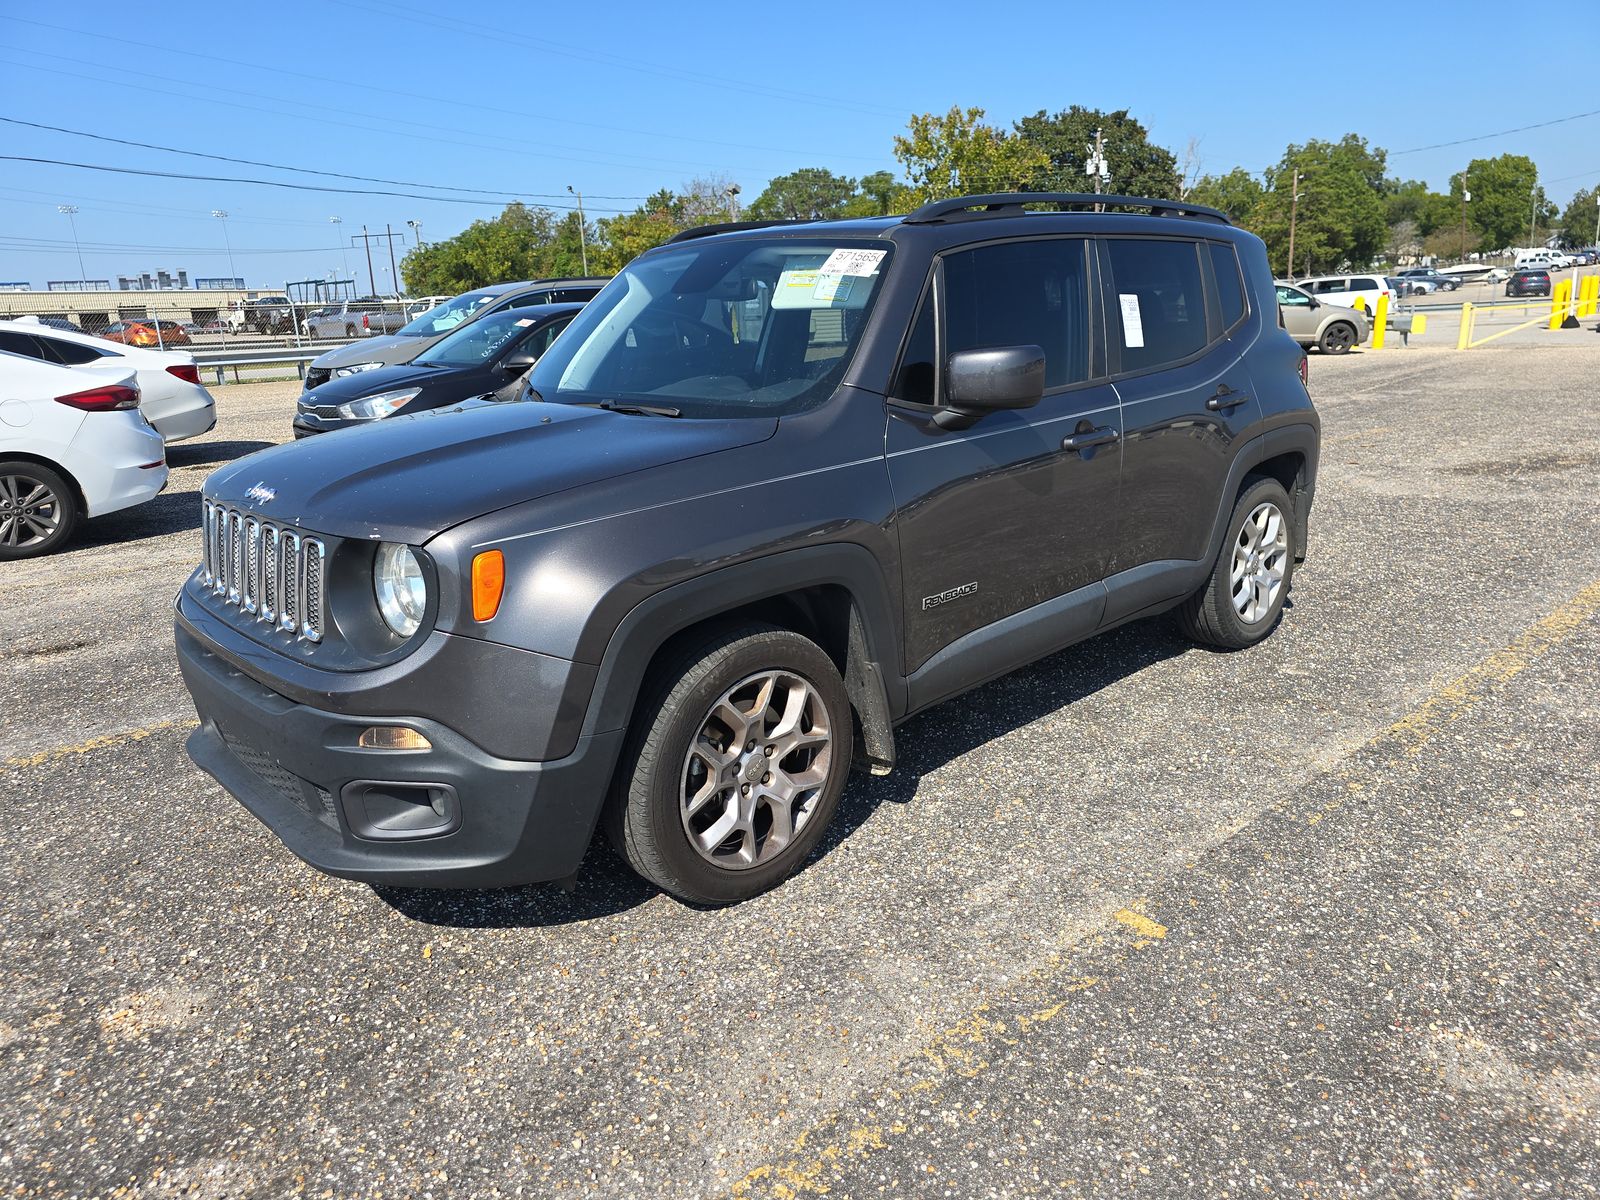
left=3, top=718, right=198, bottom=770
left=728, top=576, right=1600, bottom=1198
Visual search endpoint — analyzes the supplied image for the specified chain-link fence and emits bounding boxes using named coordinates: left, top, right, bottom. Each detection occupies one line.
left=0, top=288, right=430, bottom=360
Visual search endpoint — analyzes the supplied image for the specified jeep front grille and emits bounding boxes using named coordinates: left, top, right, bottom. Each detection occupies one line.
left=201, top=500, right=326, bottom=642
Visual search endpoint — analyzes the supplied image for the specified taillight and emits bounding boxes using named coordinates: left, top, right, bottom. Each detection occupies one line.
left=362, top=313, right=370, bottom=328
left=165, top=363, right=201, bottom=384
left=1298, top=354, right=1309, bottom=388
left=56, top=384, right=141, bottom=412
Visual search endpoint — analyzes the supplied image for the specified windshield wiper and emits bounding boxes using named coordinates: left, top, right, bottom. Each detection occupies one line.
left=576, top=399, right=682, bottom=418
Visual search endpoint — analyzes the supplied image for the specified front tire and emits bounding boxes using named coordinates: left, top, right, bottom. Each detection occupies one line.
left=0, top=461, right=79, bottom=559
left=606, top=623, right=853, bottom=904
left=1318, top=321, right=1357, bottom=354
left=1179, top=477, right=1295, bottom=649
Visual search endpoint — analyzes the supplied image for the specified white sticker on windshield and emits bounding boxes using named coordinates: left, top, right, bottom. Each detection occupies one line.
left=515, top=318, right=535, bottom=327
left=819, top=248, right=887, bottom=277
left=1118, top=293, right=1145, bottom=348
left=812, top=274, right=853, bottom=304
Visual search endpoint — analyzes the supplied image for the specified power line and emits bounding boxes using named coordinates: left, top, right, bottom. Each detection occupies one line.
left=0, top=15, right=886, bottom=166
left=0, top=116, right=648, bottom=201
left=1391, top=108, right=1600, bottom=155
left=0, top=155, right=634, bottom=211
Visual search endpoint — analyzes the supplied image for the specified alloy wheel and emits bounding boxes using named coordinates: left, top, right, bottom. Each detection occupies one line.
left=678, top=670, right=833, bottom=870
left=1230, top=501, right=1288, bottom=623
left=0, top=473, right=63, bottom=549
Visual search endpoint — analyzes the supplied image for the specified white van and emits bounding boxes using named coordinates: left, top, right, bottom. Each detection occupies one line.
left=1295, top=274, right=1396, bottom=312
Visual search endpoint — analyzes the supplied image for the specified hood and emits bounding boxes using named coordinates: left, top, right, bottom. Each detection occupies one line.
left=310, top=332, right=437, bottom=371
left=299, top=362, right=452, bottom=405
left=206, top=400, right=778, bottom=543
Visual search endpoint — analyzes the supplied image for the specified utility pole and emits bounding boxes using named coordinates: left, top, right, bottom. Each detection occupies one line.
left=567, top=185, right=588, bottom=275
left=358, top=224, right=377, bottom=296
left=1529, top=185, right=1538, bottom=247
left=57, top=205, right=86, bottom=282
left=1085, top=128, right=1110, bottom=212
left=1286, top=171, right=1303, bottom=281
left=1461, top=188, right=1470, bottom=261
left=406, top=219, right=424, bottom=250
left=1594, top=190, right=1599, bottom=249
left=723, top=182, right=742, bottom=221
left=385, top=223, right=400, bottom=297
left=211, top=210, right=237, bottom=287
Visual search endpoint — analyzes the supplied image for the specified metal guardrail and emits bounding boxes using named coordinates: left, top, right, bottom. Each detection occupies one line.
left=191, top=348, right=325, bottom=386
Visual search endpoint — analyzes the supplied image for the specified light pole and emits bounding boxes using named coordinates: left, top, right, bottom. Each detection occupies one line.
left=1286, top=171, right=1304, bottom=280
left=329, top=216, right=351, bottom=285
left=406, top=219, right=424, bottom=249
left=723, top=183, right=742, bottom=221
left=567, top=185, right=588, bottom=275
left=211, top=210, right=238, bottom=288
left=1086, top=129, right=1110, bottom=212
left=57, top=205, right=87, bottom=282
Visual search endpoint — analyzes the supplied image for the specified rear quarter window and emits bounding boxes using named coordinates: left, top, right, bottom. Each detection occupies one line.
left=1207, top=243, right=1247, bottom=329
left=1105, top=238, right=1208, bottom=373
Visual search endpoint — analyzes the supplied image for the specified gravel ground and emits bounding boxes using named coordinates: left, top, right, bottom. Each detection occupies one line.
left=2, top=343, right=1597, bottom=1198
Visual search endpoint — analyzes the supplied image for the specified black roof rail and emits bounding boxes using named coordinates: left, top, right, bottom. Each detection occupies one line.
left=666, top=218, right=817, bottom=244
left=902, top=192, right=1232, bottom=226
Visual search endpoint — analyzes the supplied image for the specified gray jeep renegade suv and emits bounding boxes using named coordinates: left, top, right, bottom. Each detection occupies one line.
left=174, top=192, right=1320, bottom=905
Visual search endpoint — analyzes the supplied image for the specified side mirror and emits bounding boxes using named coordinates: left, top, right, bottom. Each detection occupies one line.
left=501, top=348, right=541, bottom=371
left=936, top=345, right=1045, bottom=429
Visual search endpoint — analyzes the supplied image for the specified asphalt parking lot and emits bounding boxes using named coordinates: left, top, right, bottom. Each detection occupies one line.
left=3, top=341, right=1599, bottom=1198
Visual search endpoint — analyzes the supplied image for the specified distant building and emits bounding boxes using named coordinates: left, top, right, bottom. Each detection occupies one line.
left=0, top=282, right=32, bottom=292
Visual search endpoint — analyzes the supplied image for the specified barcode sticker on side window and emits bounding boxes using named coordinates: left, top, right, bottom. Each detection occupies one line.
left=1119, top=294, right=1145, bottom=348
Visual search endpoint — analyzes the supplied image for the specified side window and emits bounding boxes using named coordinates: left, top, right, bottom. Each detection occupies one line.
left=1208, top=243, right=1247, bottom=328
left=41, top=337, right=105, bottom=365
left=1275, top=286, right=1311, bottom=308
left=942, top=238, right=1090, bottom=390
left=508, top=291, right=552, bottom=309
left=550, top=288, right=599, bottom=304
left=891, top=285, right=936, bottom=405
left=0, top=331, right=47, bottom=361
left=1105, top=238, right=1208, bottom=372
left=1352, top=277, right=1378, bottom=291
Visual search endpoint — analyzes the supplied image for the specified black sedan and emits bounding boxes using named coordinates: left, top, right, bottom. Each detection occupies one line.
left=1505, top=269, right=1552, bottom=298
left=292, top=303, right=581, bottom=438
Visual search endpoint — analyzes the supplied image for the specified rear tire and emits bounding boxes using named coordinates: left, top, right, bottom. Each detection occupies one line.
left=1179, top=477, right=1295, bottom=650
left=0, top=461, right=79, bottom=560
left=605, top=623, right=853, bottom=905
left=345, top=324, right=358, bottom=338
left=1318, top=321, right=1357, bottom=354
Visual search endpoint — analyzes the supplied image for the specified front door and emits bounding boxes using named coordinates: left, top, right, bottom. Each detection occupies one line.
left=886, top=236, right=1122, bottom=675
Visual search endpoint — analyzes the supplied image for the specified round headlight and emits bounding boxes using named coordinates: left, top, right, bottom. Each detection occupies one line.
left=374, top=543, right=426, bottom=637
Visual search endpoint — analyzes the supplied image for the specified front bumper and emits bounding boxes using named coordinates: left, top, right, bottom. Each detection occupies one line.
left=177, top=622, right=624, bottom=888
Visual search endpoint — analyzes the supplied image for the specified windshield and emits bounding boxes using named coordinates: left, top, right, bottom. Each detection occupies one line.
left=417, top=309, right=537, bottom=368
left=523, top=239, right=891, bottom=419
left=396, top=290, right=502, bottom=337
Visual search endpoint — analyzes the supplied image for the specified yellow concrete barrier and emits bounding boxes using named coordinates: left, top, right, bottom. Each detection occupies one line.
left=1411, top=313, right=1427, bottom=335
left=1456, top=302, right=1474, bottom=350
left=1372, top=294, right=1388, bottom=350
left=1579, top=275, right=1599, bottom=319
left=1549, top=280, right=1573, bottom=330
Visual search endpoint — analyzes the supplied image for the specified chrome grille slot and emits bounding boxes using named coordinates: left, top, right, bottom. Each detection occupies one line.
left=197, top=499, right=327, bottom=644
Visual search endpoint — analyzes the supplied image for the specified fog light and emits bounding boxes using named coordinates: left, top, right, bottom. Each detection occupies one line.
left=358, top=726, right=432, bottom=751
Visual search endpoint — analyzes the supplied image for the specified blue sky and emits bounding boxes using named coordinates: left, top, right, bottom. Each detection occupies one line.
left=3, top=1, right=1597, bottom=289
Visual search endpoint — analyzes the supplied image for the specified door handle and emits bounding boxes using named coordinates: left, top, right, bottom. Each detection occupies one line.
left=1061, top=425, right=1120, bottom=451
left=1207, top=386, right=1250, bottom=412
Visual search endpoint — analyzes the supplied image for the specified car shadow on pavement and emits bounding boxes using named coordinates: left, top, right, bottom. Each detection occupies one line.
left=374, top=613, right=1196, bottom=929
left=167, top=439, right=275, bottom=469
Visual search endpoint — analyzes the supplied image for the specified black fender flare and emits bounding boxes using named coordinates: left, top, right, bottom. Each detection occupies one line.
left=577, top=543, right=905, bottom=765
left=1200, top=424, right=1321, bottom=571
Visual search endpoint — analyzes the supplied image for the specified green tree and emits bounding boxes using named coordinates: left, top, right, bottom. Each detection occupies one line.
left=1450, top=155, right=1554, bottom=250
left=1012, top=106, right=1181, bottom=198
left=893, top=106, right=1050, bottom=206
left=594, top=189, right=683, bottom=273
left=1248, top=135, right=1389, bottom=276
left=1188, top=167, right=1263, bottom=223
left=400, top=202, right=585, bottom=294
left=1557, top=182, right=1599, bottom=249
left=1384, top=178, right=1452, bottom=235
left=838, top=169, right=909, bottom=217
left=748, top=168, right=859, bottom=220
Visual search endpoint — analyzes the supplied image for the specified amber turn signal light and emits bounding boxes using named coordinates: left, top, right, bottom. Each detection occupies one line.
left=472, top=550, right=505, bottom=622
left=358, top=726, right=432, bottom=751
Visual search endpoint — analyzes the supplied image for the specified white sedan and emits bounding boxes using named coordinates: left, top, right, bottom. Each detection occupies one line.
left=0, top=317, right=216, bottom=443
left=0, top=351, right=168, bottom=559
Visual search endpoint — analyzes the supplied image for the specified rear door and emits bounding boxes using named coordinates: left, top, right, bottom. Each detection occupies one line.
left=1102, top=236, right=1260, bottom=587
left=886, top=235, right=1122, bottom=673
